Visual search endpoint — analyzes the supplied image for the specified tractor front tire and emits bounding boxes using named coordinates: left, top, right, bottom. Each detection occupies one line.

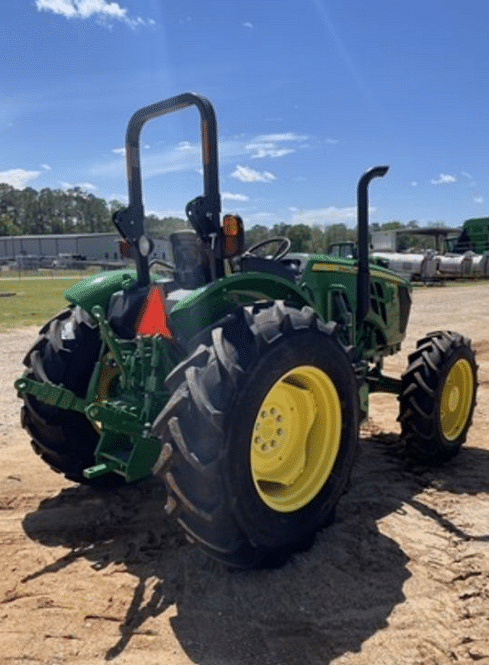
left=152, top=302, right=359, bottom=569
left=20, top=306, right=118, bottom=486
left=399, top=331, right=477, bottom=464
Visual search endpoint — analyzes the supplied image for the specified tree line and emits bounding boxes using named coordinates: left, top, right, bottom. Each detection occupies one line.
left=0, top=182, right=444, bottom=252
left=0, top=183, right=188, bottom=238
left=244, top=222, right=356, bottom=253
left=244, top=220, right=447, bottom=253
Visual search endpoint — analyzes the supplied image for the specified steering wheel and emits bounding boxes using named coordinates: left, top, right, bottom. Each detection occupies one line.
left=242, top=236, right=291, bottom=261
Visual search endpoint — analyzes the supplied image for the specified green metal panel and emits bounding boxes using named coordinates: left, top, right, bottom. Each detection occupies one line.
left=301, top=254, right=411, bottom=361
left=64, top=269, right=159, bottom=314
left=170, top=271, right=313, bottom=342
left=463, top=218, right=489, bottom=253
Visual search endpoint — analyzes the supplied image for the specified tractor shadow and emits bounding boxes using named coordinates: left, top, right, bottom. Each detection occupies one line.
left=21, top=431, right=489, bottom=664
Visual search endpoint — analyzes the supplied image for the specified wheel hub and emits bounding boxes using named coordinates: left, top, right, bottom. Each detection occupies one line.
left=252, top=383, right=316, bottom=487
left=255, top=407, right=283, bottom=444
left=250, top=365, right=341, bottom=512
left=440, top=358, right=474, bottom=441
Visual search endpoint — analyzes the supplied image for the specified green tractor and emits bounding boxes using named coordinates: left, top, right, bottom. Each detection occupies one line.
left=16, top=93, right=478, bottom=568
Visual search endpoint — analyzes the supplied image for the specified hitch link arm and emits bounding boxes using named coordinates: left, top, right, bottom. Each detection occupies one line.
left=15, top=376, right=87, bottom=414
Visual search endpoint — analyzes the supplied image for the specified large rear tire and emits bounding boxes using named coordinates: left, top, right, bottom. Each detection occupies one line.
left=152, top=302, right=359, bottom=568
left=399, top=331, right=477, bottom=464
left=20, top=306, right=120, bottom=486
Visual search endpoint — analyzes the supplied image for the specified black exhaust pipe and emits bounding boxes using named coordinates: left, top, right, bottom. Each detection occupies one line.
left=356, top=165, right=389, bottom=324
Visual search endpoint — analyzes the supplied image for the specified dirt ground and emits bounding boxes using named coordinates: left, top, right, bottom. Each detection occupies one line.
left=1, top=283, right=489, bottom=665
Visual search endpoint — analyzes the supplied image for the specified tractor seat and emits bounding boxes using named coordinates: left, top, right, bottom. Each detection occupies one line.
left=170, top=230, right=212, bottom=290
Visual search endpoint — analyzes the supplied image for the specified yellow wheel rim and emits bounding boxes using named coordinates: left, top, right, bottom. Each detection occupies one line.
left=440, top=359, right=474, bottom=441
left=250, top=365, right=341, bottom=513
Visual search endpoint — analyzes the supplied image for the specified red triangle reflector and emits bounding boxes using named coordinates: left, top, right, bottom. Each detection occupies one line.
left=136, top=285, right=172, bottom=338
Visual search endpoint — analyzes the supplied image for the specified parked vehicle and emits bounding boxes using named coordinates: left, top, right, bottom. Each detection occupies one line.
left=16, top=93, right=478, bottom=568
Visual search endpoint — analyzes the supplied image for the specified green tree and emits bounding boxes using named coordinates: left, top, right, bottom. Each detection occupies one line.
left=308, top=225, right=327, bottom=252
left=146, top=215, right=188, bottom=237
left=0, top=184, right=20, bottom=233
left=287, top=224, right=311, bottom=252
left=380, top=220, right=404, bottom=230
left=270, top=222, right=290, bottom=237
left=0, top=213, right=21, bottom=235
left=85, top=193, right=111, bottom=232
left=244, top=224, right=270, bottom=248
left=324, top=223, right=355, bottom=248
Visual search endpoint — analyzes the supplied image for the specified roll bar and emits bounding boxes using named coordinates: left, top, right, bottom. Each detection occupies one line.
left=113, top=92, right=222, bottom=285
left=356, top=165, right=389, bottom=324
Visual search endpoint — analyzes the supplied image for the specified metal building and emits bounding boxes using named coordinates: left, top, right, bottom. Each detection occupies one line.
left=0, top=233, right=171, bottom=266
left=0, top=233, right=120, bottom=262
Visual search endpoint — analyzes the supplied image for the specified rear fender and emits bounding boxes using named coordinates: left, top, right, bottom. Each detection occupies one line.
left=64, top=269, right=158, bottom=315
left=169, top=271, right=314, bottom=342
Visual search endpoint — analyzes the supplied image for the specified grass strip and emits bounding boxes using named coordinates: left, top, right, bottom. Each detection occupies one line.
left=0, top=275, right=88, bottom=329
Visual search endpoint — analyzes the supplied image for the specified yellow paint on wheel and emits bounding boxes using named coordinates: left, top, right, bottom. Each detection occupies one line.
left=92, top=355, right=120, bottom=432
left=440, top=359, right=474, bottom=441
left=250, top=365, right=341, bottom=512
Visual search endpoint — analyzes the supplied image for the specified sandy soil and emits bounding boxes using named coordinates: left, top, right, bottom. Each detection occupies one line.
left=1, top=283, right=489, bottom=665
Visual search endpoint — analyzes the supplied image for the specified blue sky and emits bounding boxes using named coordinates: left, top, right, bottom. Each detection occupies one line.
left=1, top=0, right=489, bottom=230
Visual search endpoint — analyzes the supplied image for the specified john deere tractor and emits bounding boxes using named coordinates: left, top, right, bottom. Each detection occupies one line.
left=16, top=93, right=478, bottom=568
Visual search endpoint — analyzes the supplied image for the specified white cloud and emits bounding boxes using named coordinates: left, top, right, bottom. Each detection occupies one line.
left=290, top=206, right=365, bottom=225
left=96, top=142, right=201, bottom=178
left=60, top=181, right=96, bottom=190
left=243, top=21, right=253, bottom=29
left=35, top=0, right=152, bottom=29
left=96, top=134, right=308, bottom=179
left=411, top=181, right=418, bottom=187
left=0, top=168, right=41, bottom=188
left=246, top=143, right=295, bottom=159
left=41, top=164, right=52, bottom=171
left=245, top=132, right=308, bottom=159
left=460, top=171, right=477, bottom=188
left=431, top=173, right=457, bottom=185
left=254, top=133, right=308, bottom=142
left=222, top=192, right=250, bottom=202
left=36, top=0, right=77, bottom=17
left=474, top=196, right=484, bottom=204
left=231, top=165, right=276, bottom=182
left=176, top=141, right=194, bottom=151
